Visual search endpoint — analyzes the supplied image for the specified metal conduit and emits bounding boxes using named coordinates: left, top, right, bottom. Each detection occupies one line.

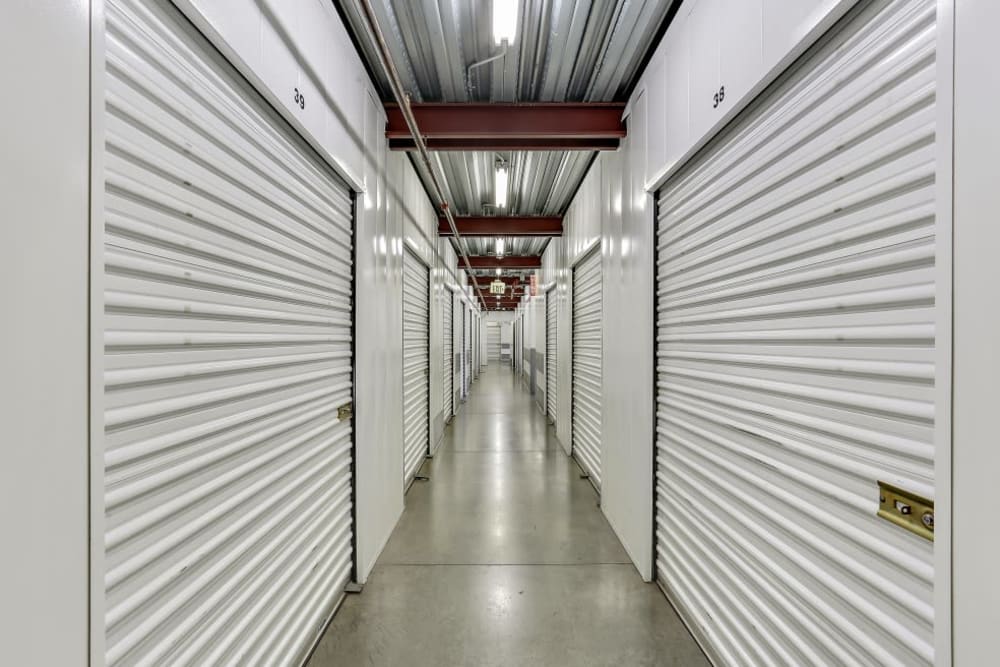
left=354, top=0, right=489, bottom=311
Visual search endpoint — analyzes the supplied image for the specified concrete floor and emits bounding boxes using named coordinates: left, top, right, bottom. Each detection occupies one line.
left=309, top=365, right=708, bottom=667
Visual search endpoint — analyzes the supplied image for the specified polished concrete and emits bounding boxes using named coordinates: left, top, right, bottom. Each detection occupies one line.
left=310, top=365, right=708, bottom=667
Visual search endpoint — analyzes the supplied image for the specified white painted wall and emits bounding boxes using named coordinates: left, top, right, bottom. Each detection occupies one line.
left=166, top=0, right=474, bottom=583
left=952, top=0, right=998, bottom=663
left=644, top=0, right=857, bottom=190
left=0, top=2, right=90, bottom=664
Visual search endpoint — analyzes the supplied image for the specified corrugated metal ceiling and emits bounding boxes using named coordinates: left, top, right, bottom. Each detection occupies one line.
left=337, top=0, right=678, bottom=219
left=412, top=150, right=595, bottom=217
left=340, top=0, right=676, bottom=103
left=459, top=236, right=550, bottom=257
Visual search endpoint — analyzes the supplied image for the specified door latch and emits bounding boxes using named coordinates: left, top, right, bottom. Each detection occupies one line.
left=337, top=402, right=354, bottom=421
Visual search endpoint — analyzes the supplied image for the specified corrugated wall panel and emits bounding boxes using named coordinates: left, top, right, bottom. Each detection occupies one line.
left=402, top=250, right=430, bottom=488
left=102, top=0, right=355, bottom=664
left=572, top=249, right=603, bottom=488
left=654, top=0, right=937, bottom=664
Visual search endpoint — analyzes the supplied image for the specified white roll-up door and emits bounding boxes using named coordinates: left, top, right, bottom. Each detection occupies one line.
left=546, top=290, right=558, bottom=423
left=654, top=1, right=938, bottom=665
left=464, top=306, right=473, bottom=393
left=101, top=0, right=355, bottom=663
left=488, top=324, right=501, bottom=361
left=474, top=315, right=481, bottom=377
left=572, top=249, right=603, bottom=488
left=442, top=289, right=454, bottom=420
left=402, top=250, right=429, bottom=489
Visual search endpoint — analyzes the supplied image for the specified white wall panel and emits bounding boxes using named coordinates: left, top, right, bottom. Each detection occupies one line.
left=953, top=0, right=996, bottom=662
left=0, top=2, right=90, bottom=664
left=642, top=0, right=859, bottom=190
left=353, top=90, right=403, bottom=584
left=174, top=0, right=368, bottom=189
left=602, top=91, right=656, bottom=581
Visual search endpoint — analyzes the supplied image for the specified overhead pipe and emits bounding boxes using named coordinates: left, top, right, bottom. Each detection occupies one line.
left=466, top=42, right=508, bottom=99
left=353, top=0, right=489, bottom=310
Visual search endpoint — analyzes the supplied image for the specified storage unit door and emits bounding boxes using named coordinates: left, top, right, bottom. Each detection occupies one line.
left=442, top=290, right=454, bottom=420
left=653, top=1, right=937, bottom=664
left=465, top=307, right=473, bottom=392
left=402, top=250, right=430, bottom=489
left=101, top=0, right=355, bottom=663
left=546, top=292, right=558, bottom=422
left=572, top=249, right=603, bottom=488
left=488, top=324, right=501, bottom=361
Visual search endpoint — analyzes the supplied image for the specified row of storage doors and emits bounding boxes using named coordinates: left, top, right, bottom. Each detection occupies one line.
left=101, top=0, right=356, bottom=663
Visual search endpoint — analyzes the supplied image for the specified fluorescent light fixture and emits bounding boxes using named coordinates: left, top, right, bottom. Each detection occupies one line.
left=495, top=166, right=508, bottom=209
left=493, top=0, right=517, bottom=44
left=495, top=237, right=505, bottom=256
left=496, top=267, right=502, bottom=276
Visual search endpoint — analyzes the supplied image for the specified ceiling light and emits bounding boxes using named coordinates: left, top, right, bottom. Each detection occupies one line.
left=495, top=237, right=505, bottom=257
left=493, top=0, right=517, bottom=44
left=495, top=165, right=508, bottom=209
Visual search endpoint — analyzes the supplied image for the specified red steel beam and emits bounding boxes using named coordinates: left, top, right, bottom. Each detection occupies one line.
left=439, top=216, right=562, bottom=237
left=386, top=103, right=626, bottom=151
left=392, top=137, right=621, bottom=151
left=465, top=256, right=542, bottom=269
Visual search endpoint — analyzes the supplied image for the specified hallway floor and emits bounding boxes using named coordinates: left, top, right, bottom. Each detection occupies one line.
left=309, top=365, right=708, bottom=667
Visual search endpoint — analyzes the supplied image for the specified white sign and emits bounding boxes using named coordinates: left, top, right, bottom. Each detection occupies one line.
left=490, top=280, right=506, bottom=295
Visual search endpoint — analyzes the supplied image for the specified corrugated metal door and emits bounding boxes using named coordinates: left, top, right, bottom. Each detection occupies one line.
left=488, top=324, right=501, bottom=361
left=101, top=0, right=355, bottom=663
left=402, top=249, right=429, bottom=489
left=654, top=1, right=937, bottom=665
left=464, top=306, right=473, bottom=393
left=475, top=315, right=481, bottom=377
left=572, top=249, right=603, bottom=488
left=546, top=290, right=558, bottom=423
left=442, top=289, right=454, bottom=420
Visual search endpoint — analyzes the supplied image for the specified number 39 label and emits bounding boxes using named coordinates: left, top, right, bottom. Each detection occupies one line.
left=712, top=85, right=726, bottom=109
left=294, top=87, right=306, bottom=110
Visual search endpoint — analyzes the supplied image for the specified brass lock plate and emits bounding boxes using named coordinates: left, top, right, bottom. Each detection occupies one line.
left=337, top=402, right=353, bottom=421
left=877, top=481, right=934, bottom=541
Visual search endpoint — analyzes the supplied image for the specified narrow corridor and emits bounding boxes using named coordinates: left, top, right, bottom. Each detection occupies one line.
left=309, top=365, right=708, bottom=666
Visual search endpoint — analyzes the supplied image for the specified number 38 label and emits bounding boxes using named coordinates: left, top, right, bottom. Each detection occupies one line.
left=712, top=85, right=726, bottom=109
